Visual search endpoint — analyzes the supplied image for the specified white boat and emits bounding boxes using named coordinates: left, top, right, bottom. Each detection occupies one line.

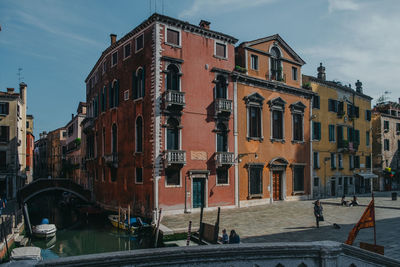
left=32, top=224, right=57, bottom=238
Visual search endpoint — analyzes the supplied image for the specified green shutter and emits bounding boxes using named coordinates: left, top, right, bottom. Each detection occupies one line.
left=132, top=72, right=137, bottom=99
left=355, top=130, right=360, bottom=144
left=318, top=122, right=321, bottom=140
left=115, top=79, right=119, bottom=106
left=142, top=66, right=145, bottom=97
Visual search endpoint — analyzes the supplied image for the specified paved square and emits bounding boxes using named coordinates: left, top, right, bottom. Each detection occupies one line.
left=161, top=191, right=400, bottom=260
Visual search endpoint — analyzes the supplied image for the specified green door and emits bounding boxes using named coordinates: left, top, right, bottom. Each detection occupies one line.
left=193, top=178, right=205, bottom=208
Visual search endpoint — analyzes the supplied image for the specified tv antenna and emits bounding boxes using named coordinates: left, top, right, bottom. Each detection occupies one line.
left=17, top=67, right=24, bottom=83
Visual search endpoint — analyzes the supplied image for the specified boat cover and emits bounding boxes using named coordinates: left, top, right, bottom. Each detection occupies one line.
left=34, top=224, right=57, bottom=233
left=11, top=247, right=41, bottom=261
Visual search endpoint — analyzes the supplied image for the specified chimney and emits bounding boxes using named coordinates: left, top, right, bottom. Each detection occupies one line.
left=317, top=63, right=326, bottom=81
left=7, top=88, right=14, bottom=93
left=72, top=113, right=74, bottom=120
left=199, top=20, right=211, bottom=30
left=398, top=97, right=400, bottom=104
left=110, top=34, right=117, bottom=45
left=355, top=80, right=362, bottom=93
left=19, top=82, right=27, bottom=103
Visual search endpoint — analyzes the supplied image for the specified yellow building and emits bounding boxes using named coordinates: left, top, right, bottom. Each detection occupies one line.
left=303, top=64, right=375, bottom=198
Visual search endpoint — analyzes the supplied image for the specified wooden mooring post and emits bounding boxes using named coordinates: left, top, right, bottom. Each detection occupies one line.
left=186, top=220, right=192, bottom=246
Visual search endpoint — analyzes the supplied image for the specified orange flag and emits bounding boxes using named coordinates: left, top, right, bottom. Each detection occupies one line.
left=345, top=199, right=375, bottom=245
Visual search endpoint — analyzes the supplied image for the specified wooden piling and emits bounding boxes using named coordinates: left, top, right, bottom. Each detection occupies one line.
left=128, top=205, right=131, bottom=233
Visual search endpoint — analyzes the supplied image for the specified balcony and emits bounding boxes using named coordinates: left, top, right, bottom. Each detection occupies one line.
left=82, top=118, right=94, bottom=134
left=338, top=140, right=359, bottom=153
left=164, top=90, right=185, bottom=109
left=215, top=152, right=235, bottom=167
left=266, top=71, right=286, bottom=83
left=163, top=150, right=186, bottom=167
left=215, top=98, right=232, bottom=115
left=104, top=153, right=118, bottom=168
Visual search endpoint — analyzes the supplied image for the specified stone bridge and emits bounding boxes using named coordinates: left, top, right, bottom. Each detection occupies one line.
left=18, top=178, right=91, bottom=204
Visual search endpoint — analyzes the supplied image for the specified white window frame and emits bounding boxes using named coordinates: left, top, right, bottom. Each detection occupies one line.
left=214, top=41, right=228, bottom=59
left=111, top=50, right=118, bottom=67
left=123, top=42, right=131, bottom=60
left=216, top=168, right=230, bottom=186
left=251, top=54, right=258, bottom=70
left=135, top=33, right=144, bottom=53
left=164, top=26, right=181, bottom=48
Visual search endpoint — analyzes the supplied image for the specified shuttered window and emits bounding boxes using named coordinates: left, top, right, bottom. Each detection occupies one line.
left=0, top=126, right=9, bottom=142
left=167, top=29, right=179, bottom=46
left=0, top=102, right=9, bottom=115
left=215, top=43, right=226, bottom=58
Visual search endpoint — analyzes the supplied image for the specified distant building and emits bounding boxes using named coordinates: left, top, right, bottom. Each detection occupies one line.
left=303, top=65, right=375, bottom=198
left=0, top=83, right=29, bottom=199
left=34, top=131, right=49, bottom=179
left=46, top=127, right=66, bottom=178
left=26, top=114, right=34, bottom=183
left=372, top=100, right=400, bottom=191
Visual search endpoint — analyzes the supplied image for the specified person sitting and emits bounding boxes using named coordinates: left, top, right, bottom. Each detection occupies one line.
left=341, top=195, right=349, bottom=206
left=229, top=229, right=240, bottom=244
left=221, top=229, right=229, bottom=244
left=350, top=196, right=359, bottom=206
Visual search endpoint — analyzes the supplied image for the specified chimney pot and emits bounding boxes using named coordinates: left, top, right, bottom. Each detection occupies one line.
left=355, top=79, right=362, bottom=93
left=7, top=88, right=14, bottom=93
left=317, top=62, right=326, bottom=81
left=110, top=34, right=117, bottom=45
left=199, top=20, right=211, bottom=30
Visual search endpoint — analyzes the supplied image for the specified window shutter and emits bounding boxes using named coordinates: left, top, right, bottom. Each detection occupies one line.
left=132, top=72, right=137, bottom=99
left=109, top=82, right=113, bottom=108
left=5, top=103, right=9, bottom=115
left=115, top=80, right=119, bottom=107
left=97, top=95, right=100, bottom=116
left=318, top=123, right=321, bottom=140
left=142, top=66, right=145, bottom=97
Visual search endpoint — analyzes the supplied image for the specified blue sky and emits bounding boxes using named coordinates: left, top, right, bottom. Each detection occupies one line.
left=1, top=0, right=399, bottom=137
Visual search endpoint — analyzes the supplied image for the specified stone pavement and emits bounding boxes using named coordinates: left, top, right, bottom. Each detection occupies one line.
left=161, top=191, right=400, bottom=260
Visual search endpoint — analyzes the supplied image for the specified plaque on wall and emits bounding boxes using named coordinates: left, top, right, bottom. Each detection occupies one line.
left=191, top=151, right=207, bottom=161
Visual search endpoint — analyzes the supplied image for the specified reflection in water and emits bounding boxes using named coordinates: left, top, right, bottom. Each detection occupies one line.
left=32, top=220, right=149, bottom=259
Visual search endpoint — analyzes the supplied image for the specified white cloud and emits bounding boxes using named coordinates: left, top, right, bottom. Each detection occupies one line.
left=328, top=0, right=359, bottom=12
left=179, top=0, right=277, bottom=18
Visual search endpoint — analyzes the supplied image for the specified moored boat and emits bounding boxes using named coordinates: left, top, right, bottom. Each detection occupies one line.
left=32, top=223, right=57, bottom=238
left=108, top=215, right=150, bottom=234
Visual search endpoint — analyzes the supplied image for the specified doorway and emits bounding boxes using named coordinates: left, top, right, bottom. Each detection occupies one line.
left=192, top=178, right=205, bottom=208
left=344, top=177, right=348, bottom=195
left=272, top=171, right=282, bottom=200
left=331, top=179, right=336, bottom=196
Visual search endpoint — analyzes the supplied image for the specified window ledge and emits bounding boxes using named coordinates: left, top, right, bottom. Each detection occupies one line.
left=247, top=137, right=263, bottom=142
left=248, top=194, right=263, bottom=199
left=338, top=167, right=344, bottom=170
left=213, top=55, right=228, bottom=61
left=313, top=167, right=320, bottom=170
left=292, top=140, right=304, bottom=144
left=123, top=55, right=131, bottom=61
left=133, top=98, right=144, bottom=102
left=331, top=167, right=337, bottom=170
left=135, top=181, right=143, bottom=185
left=292, top=191, right=305, bottom=195
left=216, top=183, right=230, bottom=187
left=165, top=184, right=182, bottom=188
left=165, top=42, right=181, bottom=49
left=312, top=139, right=321, bottom=142
left=135, top=47, right=144, bottom=54
left=270, top=138, right=285, bottom=143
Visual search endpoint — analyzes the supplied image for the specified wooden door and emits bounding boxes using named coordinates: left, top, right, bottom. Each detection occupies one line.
left=273, top=171, right=282, bottom=200
left=193, top=178, right=205, bottom=208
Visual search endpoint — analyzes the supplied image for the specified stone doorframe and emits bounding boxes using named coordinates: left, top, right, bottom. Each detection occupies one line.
left=187, top=170, right=210, bottom=212
left=268, top=157, right=289, bottom=203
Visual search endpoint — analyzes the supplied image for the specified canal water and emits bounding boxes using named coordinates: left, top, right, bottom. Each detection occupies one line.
left=31, top=217, right=152, bottom=259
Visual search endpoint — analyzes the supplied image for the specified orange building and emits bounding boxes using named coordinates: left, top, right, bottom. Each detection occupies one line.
left=233, top=35, right=314, bottom=206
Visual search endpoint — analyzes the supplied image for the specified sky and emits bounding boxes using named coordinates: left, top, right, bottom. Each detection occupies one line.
left=1, top=0, right=399, bottom=137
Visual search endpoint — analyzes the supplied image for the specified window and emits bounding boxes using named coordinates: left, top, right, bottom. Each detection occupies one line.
left=349, top=155, right=354, bottom=169
left=167, top=118, right=179, bottom=150
left=111, top=51, right=118, bottom=67
left=338, top=154, right=343, bottom=169
left=136, top=117, right=143, bottom=152
left=293, top=113, right=303, bottom=141
left=396, top=123, right=400, bottom=133
left=0, top=126, right=9, bottom=142
left=313, top=122, right=321, bottom=140
left=166, top=167, right=180, bottom=186
left=215, top=43, right=226, bottom=58
left=68, top=124, right=74, bottom=137
left=328, top=99, right=338, bottom=112
left=215, top=75, right=227, bottom=99
left=249, top=106, right=261, bottom=138
left=365, top=110, right=371, bottom=121
left=293, top=166, right=304, bottom=191
left=101, top=87, right=106, bottom=112
left=354, top=156, right=360, bottom=169
left=329, top=125, right=335, bottom=142
left=166, top=29, right=180, bottom=46
left=272, top=110, right=283, bottom=139
left=292, top=67, right=298, bottom=81
left=337, top=101, right=344, bottom=115
left=312, top=95, right=320, bottom=109
left=348, top=104, right=359, bottom=118
left=103, top=60, right=107, bottom=74
left=111, top=167, right=117, bottom=182
left=251, top=55, right=258, bottom=70
left=217, top=169, right=228, bottom=185
left=167, top=64, right=180, bottom=91
left=366, top=156, right=371, bottom=169
left=136, top=167, right=143, bottom=183
left=112, top=124, right=117, bottom=154
left=331, top=153, right=336, bottom=169
left=102, top=128, right=105, bottom=156
left=135, top=34, right=144, bottom=52
left=366, top=131, right=370, bottom=146
left=249, top=166, right=263, bottom=196
left=133, top=67, right=145, bottom=99
left=216, top=123, right=228, bottom=152
left=313, top=152, right=320, bottom=169
left=0, top=151, right=6, bottom=170
left=384, top=121, right=389, bottom=132
left=338, top=177, right=342, bottom=186
left=0, top=102, right=9, bottom=115
left=314, top=177, right=319, bottom=187
left=124, top=43, right=131, bottom=59
left=384, top=139, right=390, bottom=151
left=270, top=47, right=282, bottom=81
left=355, top=130, right=360, bottom=145
left=26, top=121, right=29, bottom=128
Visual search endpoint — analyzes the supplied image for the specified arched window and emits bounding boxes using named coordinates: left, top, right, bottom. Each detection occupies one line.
left=215, top=75, right=227, bottom=99
left=270, top=47, right=282, bottom=81
left=112, top=124, right=117, bottom=154
left=167, top=64, right=180, bottom=91
left=137, top=68, right=143, bottom=97
left=136, top=116, right=143, bottom=152
left=133, top=67, right=145, bottom=99
left=167, top=118, right=179, bottom=150
left=216, top=123, right=228, bottom=152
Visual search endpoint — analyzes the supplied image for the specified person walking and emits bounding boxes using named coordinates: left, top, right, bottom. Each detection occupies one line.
left=0, top=196, right=3, bottom=216
left=314, top=200, right=324, bottom=228
left=229, top=229, right=240, bottom=244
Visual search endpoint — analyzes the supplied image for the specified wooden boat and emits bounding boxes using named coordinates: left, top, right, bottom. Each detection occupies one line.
left=10, top=246, right=42, bottom=261
left=108, top=215, right=150, bottom=234
left=32, top=223, right=57, bottom=238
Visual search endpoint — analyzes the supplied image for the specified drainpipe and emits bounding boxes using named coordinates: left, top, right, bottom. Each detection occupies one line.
left=234, top=80, right=239, bottom=207
left=309, top=97, right=313, bottom=199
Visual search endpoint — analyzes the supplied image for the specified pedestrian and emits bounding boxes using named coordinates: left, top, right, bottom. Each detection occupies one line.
left=221, top=229, right=229, bottom=244
left=314, top=200, right=324, bottom=228
left=350, top=195, right=359, bottom=207
left=341, top=195, right=349, bottom=206
left=229, top=229, right=240, bottom=244
left=0, top=197, right=3, bottom=216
